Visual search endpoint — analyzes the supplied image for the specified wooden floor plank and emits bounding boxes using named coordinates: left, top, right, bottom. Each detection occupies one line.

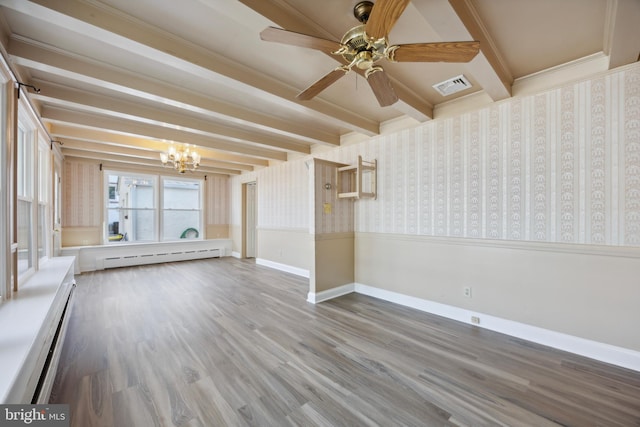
left=50, top=258, right=640, bottom=426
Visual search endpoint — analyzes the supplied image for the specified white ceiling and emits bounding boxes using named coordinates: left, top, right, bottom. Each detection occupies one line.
left=0, top=0, right=638, bottom=175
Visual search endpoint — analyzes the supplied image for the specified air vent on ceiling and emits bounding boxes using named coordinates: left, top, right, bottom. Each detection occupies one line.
left=432, top=74, right=472, bottom=96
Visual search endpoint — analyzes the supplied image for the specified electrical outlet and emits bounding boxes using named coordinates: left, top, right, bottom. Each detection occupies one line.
left=471, top=316, right=480, bottom=324
left=463, top=286, right=472, bottom=298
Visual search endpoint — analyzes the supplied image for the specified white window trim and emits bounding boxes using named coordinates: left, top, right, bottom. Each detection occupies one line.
left=103, top=170, right=159, bottom=244
left=16, top=119, right=36, bottom=283
left=0, top=79, right=9, bottom=303
left=103, top=170, right=204, bottom=244
left=160, top=175, right=204, bottom=242
left=37, top=137, right=51, bottom=262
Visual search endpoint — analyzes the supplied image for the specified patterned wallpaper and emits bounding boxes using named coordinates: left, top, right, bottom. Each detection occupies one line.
left=206, top=174, right=229, bottom=225
left=313, top=159, right=354, bottom=234
left=62, top=160, right=101, bottom=227
left=234, top=63, right=640, bottom=247
left=321, top=63, right=640, bottom=246
left=257, top=160, right=309, bottom=230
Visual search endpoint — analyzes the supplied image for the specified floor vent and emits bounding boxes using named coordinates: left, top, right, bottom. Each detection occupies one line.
left=433, top=74, right=472, bottom=96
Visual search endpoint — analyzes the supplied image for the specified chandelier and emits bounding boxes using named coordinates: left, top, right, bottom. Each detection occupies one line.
left=159, top=144, right=201, bottom=173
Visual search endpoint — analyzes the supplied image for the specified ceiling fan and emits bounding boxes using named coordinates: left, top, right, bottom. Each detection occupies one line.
left=260, top=0, right=480, bottom=107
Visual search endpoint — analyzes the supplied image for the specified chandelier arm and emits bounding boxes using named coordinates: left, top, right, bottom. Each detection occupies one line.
left=160, top=145, right=200, bottom=174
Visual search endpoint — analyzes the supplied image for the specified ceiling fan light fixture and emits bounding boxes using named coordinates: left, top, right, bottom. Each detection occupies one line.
left=355, top=51, right=374, bottom=69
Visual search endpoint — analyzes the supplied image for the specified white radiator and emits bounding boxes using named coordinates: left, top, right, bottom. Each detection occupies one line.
left=101, top=247, right=221, bottom=269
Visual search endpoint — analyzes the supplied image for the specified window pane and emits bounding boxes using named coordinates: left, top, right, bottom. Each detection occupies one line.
left=163, top=179, right=200, bottom=209
left=163, top=210, right=200, bottom=240
left=162, top=179, right=201, bottom=241
left=106, top=173, right=157, bottom=244
left=109, top=174, right=155, bottom=209
left=107, top=209, right=156, bottom=243
left=17, top=199, right=33, bottom=275
left=38, top=147, right=49, bottom=203
left=17, top=125, right=33, bottom=277
left=38, top=145, right=50, bottom=260
left=38, top=204, right=46, bottom=259
left=54, top=170, right=61, bottom=225
left=17, top=127, right=32, bottom=199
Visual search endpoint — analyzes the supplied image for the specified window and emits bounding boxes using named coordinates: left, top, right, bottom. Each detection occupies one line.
left=37, top=143, right=50, bottom=260
left=106, top=173, right=157, bottom=243
left=53, top=168, right=61, bottom=226
left=162, top=178, right=202, bottom=240
left=105, top=171, right=202, bottom=244
left=0, top=83, right=4, bottom=302
left=17, top=126, right=33, bottom=276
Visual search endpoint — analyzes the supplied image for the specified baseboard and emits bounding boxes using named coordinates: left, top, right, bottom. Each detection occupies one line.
left=255, top=258, right=310, bottom=278
left=353, top=283, right=640, bottom=373
left=304, top=281, right=640, bottom=372
left=231, top=251, right=241, bottom=259
left=307, top=283, right=355, bottom=304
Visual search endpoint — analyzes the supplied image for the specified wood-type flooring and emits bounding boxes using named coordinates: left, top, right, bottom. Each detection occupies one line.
left=50, top=258, right=640, bottom=426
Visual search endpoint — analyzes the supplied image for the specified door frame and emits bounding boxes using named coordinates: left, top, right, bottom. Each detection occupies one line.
left=241, top=181, right=256, bottom=258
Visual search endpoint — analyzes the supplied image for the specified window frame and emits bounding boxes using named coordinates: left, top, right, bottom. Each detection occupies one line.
left=104, top=170, right=159, bottom=244
left=160, top=175, right=203, bottom=242
left=103, top=170, right=204, bottom=244
left=16, top=121, right=35, bottom=281
left=0, top=79, right=8, bottom=303
left=37, top=137, right=50, bottom=262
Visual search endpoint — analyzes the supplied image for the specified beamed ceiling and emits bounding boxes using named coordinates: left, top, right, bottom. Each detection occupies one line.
left=0, top=0, right=639, bottom=175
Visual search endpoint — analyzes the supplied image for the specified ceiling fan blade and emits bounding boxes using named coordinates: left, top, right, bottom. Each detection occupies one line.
left=366, top=67, right=398, bottom=107
left=365, top=0, right=411, bottom=40
left=296, top=68, right=348, bottom=101
left=389, top=41, right=480, bottom=62
left=260, top=27, right=342, bottom=55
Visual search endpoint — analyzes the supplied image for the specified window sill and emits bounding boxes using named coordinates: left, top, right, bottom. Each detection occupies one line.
left=0, top=256, right=75, bottom=403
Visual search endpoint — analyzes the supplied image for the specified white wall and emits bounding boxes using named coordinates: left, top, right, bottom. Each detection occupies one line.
left=356, top=233, right=640, bottom=352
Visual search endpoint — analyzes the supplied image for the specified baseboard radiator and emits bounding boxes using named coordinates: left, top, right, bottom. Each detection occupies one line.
left=101, top=247, right=221, bottom=269
left=32, top=282, right=75, bottom=404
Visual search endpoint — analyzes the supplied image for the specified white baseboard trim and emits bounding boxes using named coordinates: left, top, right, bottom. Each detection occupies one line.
left=231, top=251, right=241, bottom=259
left=307, top=283, right=355, bottom=304
left=305, top=281, right=640, bottom=372
left=256, top=258, right=310, bottom=278
left=353, top=283, right=640, bottom=372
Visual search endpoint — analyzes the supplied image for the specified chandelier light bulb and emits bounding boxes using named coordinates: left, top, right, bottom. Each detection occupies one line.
left=159, top=143, right=201, bottom=173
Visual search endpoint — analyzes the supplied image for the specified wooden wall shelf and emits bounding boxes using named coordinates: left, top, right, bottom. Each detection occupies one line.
left=336, top=156, right=377, bottom=200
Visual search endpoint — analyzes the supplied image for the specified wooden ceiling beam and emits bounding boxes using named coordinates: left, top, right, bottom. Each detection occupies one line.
left=42, top=106, right=288, bottom=161
left=63, top=152, right=240, bottom=176
left=5, top=0, right=379, bottom=137
left=58, top=139, right=253, bottom=173
left=48, top=124, right=268, bottom=167
left=604, top=0, right=640, bottom=69
left=443, top=0, right=512, bottom=101
left=31, top=80, right=310, bottom=154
